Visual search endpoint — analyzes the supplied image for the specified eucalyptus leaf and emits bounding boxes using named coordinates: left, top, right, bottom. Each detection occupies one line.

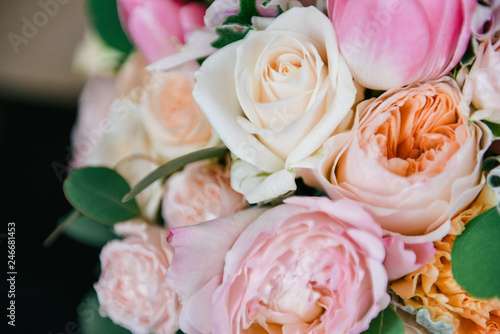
left=64, top=167, right=141, bottom=225
left=86, top=0, right=134, bottom=54
left=78, top=290, right=131, bottom=334
left=212, top=25, right=252, bottom=49
left=361, top=305, right=405, bottom=334
left=484, top=120, right=500, bottom=138
left=123, top=146, right=229, bottom=203
left=460, top=39, right=476, bottom=67
left=452, top=207, right=500, bottom=299
left=483, top=156, right=500, bottom=174
left=63, top=213, right=119, bottom=248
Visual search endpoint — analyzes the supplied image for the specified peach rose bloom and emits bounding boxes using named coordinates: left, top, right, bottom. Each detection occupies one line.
left=140, top=65, right=220, bottom=164
left=95, top=222, right=180, bottom=334
left=162, top=160, right=248, bottom=229
left=390, top=186, right=500, bottom=334
left=302, top=77, right=492, bottom=243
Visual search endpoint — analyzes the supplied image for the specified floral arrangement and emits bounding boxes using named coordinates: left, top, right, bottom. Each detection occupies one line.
left=49, top=0, right=500, bottom=333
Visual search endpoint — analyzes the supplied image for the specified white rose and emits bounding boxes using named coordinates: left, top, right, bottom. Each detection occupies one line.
left=193, top=6, right=356, bottom=203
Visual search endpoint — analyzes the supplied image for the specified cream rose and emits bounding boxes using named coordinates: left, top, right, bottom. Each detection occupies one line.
left=193, top=6, right=356, bottom=203
left=141, top=64, right=220, bottom=164
left=94, top=222, right=180, bottom=334
left=301, top=78, right=492, bottom=243
left=162, top=160, right=248, bottom=229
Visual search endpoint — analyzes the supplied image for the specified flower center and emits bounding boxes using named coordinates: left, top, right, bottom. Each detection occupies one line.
left=362, top=91, right=464, bottom=177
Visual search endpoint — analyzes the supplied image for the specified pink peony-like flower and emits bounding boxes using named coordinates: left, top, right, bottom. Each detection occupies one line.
left=95, top=222, right=180, bottom=334
left=118, top=0, right=207, bottom=63
left=162, top=160, right=247, bottom=229
left=167, top=197, right=390, bottom=333
left=301, top=78, right=492, bottom=244
left=327, top=0, right=476, bottom=89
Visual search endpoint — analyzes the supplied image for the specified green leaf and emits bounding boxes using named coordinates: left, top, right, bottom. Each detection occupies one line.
left=63, top=213, right=119, bottom=248
left=483, top=156, right=500, bottom=174
left=123, top=146, right=229, bottom=203
left=211, top=25, right=252, bottom=49
left=452, top=207, right=500, bottom=299
left=78, top=290, right=132, bottom=334
left=460, top=39, right=476, bottom=67
left=86, top=0, right=134, bottom=54
left=362, top=306, right=405, bottom=334
left=64, top=167, right=141, bottom=225
left=223, top=0, right=259, bottom=26
left=484, top=120, right=500, bottom=138
left=211, top=0, right=259, bottom=49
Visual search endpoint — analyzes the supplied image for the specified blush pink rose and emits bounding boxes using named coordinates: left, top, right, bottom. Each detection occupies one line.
left=94, top=222, right=180, bottom=334
left=118, top=0, right=207, bottom=63
left=162, top=160, right=247, bottom=229
left=301, top=78, right=492, bottom=244
left=327, top=0, right=476, bottom=89
left=166, top=197, right=390, bottom=333
left=140, top=65, right=220, bottom=164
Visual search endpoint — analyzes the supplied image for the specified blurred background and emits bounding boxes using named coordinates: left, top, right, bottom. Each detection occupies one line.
left=1, top=1, right=104, bottom=332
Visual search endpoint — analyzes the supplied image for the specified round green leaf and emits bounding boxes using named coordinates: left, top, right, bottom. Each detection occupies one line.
left=64, top=167, right=141, bottom=225
left=452, top=207, right=500, bottom=299
left=78, top=290, right=131, bottom=334
left=63, top=213, right=119, bottom=248
left=362, top=305, right=405, bottom=334
left=86, top=0, right=134, bottom=54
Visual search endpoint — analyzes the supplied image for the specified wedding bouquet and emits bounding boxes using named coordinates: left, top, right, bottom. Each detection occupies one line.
left=51, top=0, right=500, bottom=333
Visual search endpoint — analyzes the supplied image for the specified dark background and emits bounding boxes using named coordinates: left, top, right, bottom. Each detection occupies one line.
left=1, top=1, right=103, bottom=333
left=1, top=97, right=102, bottom=334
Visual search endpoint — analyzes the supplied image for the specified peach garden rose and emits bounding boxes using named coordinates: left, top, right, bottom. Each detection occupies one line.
left=193, top=6, right=356, bottom=203
left=140, top=64, right=220, bottom=164
left=301, top=77, right=492, bottom=243
left=166, top=197, right=390, bottom=333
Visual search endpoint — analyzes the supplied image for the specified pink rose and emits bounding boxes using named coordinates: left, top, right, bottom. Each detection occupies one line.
left=118, top=0, right=207, bottom=63
left=95, top=222, right=180, bottom=334
left=327, top=0, right=476, bottom=89
left=302, top=78, right=491, bottom=243
left=167, top=197, right=390, bottom=333
left=162, top=160, right=247, bottom=229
